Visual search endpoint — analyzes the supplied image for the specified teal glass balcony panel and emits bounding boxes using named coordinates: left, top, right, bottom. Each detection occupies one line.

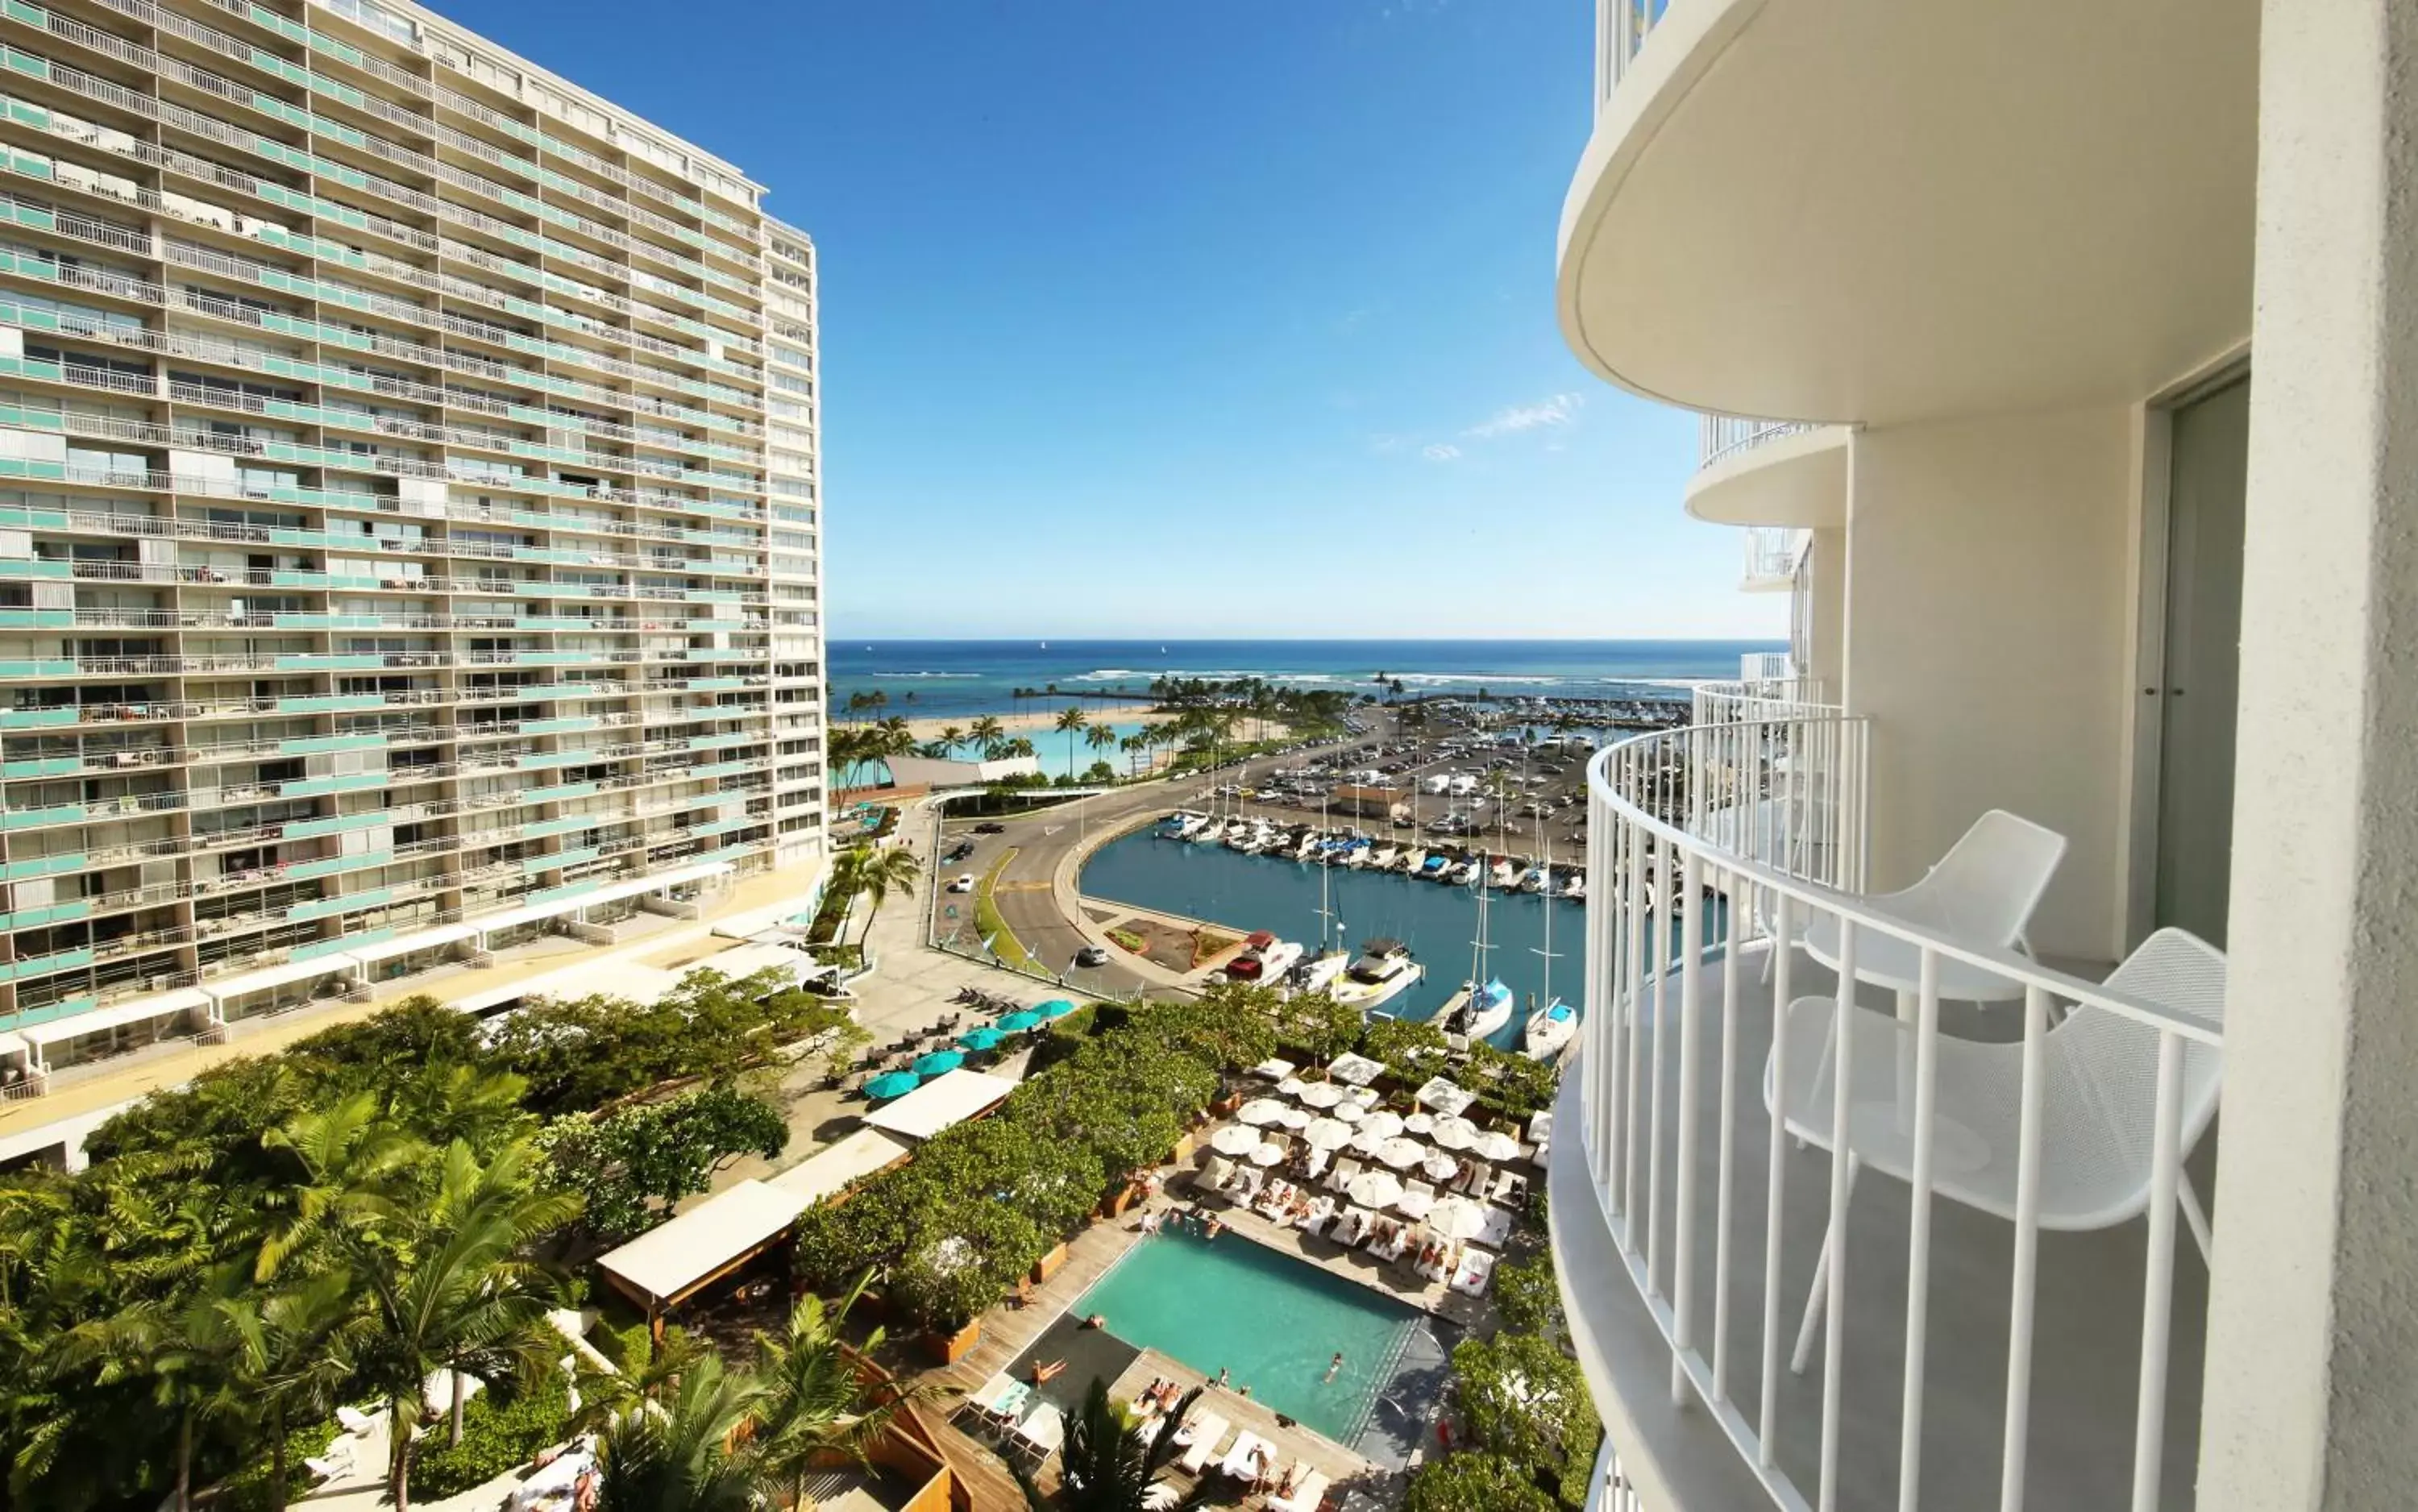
left=285, top=849, right=393, bottom=881
left=520, top=814, right=590, bottom=839
left=687, top=733, right=757, bottom=751
left=0, top=945, right=93, bottom=982
left=683, top=678, right=749, bottom=692
left=1, top=802, right=84, bottom=829
left=281, top=810, right=389, bottom=840
left=521, top=717, right=600, bottom=736
left=0, top=659, right=74, bottom=678
left=280, top=733, right=387, bottom=756
left=0, top=559, right=72, bottom=581
left=0, top=898, right=88, bottom=930
left=276, top=654, right=386, bottom=671
left=692, top=759, right=762, bottom=780
left=522, top=846, right=595, bottom=874
left=505, top=749, right=584, bottom=770
left=0, top=608, right=73, bottom=627
left=529, top=878, right=601, bottom=906
left=1, top=755, right=84, bottom=777
left=523, top=781, right=596, bottom=804
left=687, top=816, right=754, bottom=839
left=0, top=708, right=79, bottom=729
left=280, top=772, right=387, bottom=798
left=0, top=995, right=88, bottom=1032
left=277, top=695, right=392, bottom=714
left=288, top=886, right=391, bottom=921
left=0, top=850, right=84, bottom=879
left=293, top=928, right=376, bottom=959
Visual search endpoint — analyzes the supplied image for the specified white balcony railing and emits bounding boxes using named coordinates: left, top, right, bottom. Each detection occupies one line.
left=1741, top=528, right=1805, bottom=591
left=1700, top=416, right=1820, bottom=471
left=1574, top=713, right=2225, bottom=1509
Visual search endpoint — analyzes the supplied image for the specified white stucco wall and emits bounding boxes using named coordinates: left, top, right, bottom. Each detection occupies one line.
left=1841, top=408, right=2137, bottom=962
left=2198, top=1, right=2418, bottom=1502
left=1804, top=525, right=1847, bottom=692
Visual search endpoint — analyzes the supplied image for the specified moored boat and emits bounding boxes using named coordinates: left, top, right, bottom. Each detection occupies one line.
left=1523, top=996, right=1577, bottom=1060
left=1333, top=937, right=1424, bottom=1011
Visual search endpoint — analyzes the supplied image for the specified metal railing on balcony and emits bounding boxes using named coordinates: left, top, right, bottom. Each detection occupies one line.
left=1575, top=716, right=2225, bottom=1510
left=1700, top=416, right=1821, bottom=471
left=1741, top=527, right=1805, bottom=589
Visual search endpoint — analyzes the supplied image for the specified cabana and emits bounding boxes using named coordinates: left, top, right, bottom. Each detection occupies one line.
left=862, top=1068, right=1018, bottom=1143
left=597, top=1179, right=808, bottom=1340
left=767, top=1128, right=915, bottom=1207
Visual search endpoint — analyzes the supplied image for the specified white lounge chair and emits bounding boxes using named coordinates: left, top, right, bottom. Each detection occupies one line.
left=334, top=1404, right=379, bottom=1437
left=1301, top=1195, right=1335, bottom=1236
left=1219, top=1431, right=1276, bottom=1483
left=1451, top=1250, right=1497, bottom=1295
left=1178, top=1414, right=1232, bottom=1474
left=1269, top=1468, right=1332, bottom=1512
left=1304, top=1147, right=1331, bottom=1180
left=1011, top=1402, right=1066, bottom=1463
left=1780, top=808, right=2067, bottom=984
left=1771, top=927, right=2225, bottom=1372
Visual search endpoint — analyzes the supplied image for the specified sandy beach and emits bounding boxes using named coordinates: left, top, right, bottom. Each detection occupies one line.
left=893, top=707, right=1186, bottom=742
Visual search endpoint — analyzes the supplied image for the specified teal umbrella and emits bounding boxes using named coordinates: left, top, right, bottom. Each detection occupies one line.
left=1035, top=999, right=1078, bottom=1020
left=912, top=1049, right=966, bottom=1077
left=957, top=1026, right=1006, bottom=1052
left=996, top=1011, right=1043, bottom=1032
left=863, top=1070, right=920, bottom=1100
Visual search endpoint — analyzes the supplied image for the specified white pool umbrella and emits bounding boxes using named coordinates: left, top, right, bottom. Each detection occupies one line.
left=1344, top=1086, right=1383, bottom=1108
left=1303, top=1117, right=1353, bottom=1150
left=1237, top=1098, right=1290, bottom=1127
left=1298, top=1082, right=1344, bottom=1109
left=1327, top=1052, right=1385, bottom=1086
left=1276, top=1106, right=1312, bottom=1130
left=1331, top=1099, right=1366, bottom=1124
left=1346, top=1169, right=1403, bottom=1209
left=1278, top=1078, right=1307, bottom=1097
left=1373, top=1137, right=1426, bottom=1170
left=1248, top=1142, right=1286, bottom=1166
left=1403, top=1112, right=1435, bottom=1135
left=1430, top=1116, right=1480, bottom=1151
left=1472, top=1130, right=1523, bottom=1162
left=1211, top=1124, right=1265, bottom=1157
left=1421, top=1153, right=1460, bottom=1182
left=1394, top=1186, right=1435, bottom=1219
left=1358, top=1111, right=1406, bottom=1141
left=1427, top=1196, right=1488, bottom=1240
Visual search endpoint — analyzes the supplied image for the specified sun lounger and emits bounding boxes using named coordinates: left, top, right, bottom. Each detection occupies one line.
left=1372, top=1224, right=1409, bottom=1261
left=1255, top=1180, right=1295, bottom=1219
left=1329, top=1207, right=1369, bottom=1245
left=1302, top=1195, right=1335, bottom=1236
left=1475, top=1206, right=1517, bottom=1248
left=334, top=1405, right=378, bottom=1436
left=1269, top=1468, right=1332, bottom=1512
left=1012, top=1402, right=1066, bottom=1462
left=303, top=1439, right=352, bottom=1484
left=1304, top=1147, right=1331, bottom=1180
left=1219, top=1431, right=1277, bottom=1483
left=1178, top=1414, right=1232, bottom=1474
left=1452, top=1250, right=1498, bottom=1295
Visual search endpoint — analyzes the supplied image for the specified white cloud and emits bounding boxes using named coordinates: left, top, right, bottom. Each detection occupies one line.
left=1422, top=443, right=1462, bottom=463
left=1465, top=392, right=1585, bottom=439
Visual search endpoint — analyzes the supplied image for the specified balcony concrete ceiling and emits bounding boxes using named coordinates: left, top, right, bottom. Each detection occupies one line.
left=1558, top=0, right=2258, bottom=426
left=1685, top=425, right=1847, bottom=526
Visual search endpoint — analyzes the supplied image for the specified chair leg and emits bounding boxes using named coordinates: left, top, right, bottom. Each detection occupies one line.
left=1789, top=1154, right=1859, bottom=1376
left=2179, top=1172, right=2214, bottom=1261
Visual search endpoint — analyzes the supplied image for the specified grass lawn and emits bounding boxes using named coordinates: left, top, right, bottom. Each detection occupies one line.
left=971, top=848, right=1034, bottom=970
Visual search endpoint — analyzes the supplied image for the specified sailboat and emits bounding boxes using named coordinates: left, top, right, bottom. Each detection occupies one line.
left=1524, top=833, right=1577, bottom=1060
left=1289, top=794, right=1351, bottom=999
left=1440, top=862, right=1514, bottom=1041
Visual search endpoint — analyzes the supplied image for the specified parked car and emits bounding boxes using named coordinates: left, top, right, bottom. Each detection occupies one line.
left=947, top=874, right=974, bottom=893
left=1074, top=945, right=1111, bottom=968
left=974, top=821, right=1007, bottom=834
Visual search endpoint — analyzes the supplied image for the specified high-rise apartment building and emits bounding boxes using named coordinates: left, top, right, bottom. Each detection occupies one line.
left=1551, top=0, right=2412, bottom=1507
left=0, top=0, right=824, bottom=1087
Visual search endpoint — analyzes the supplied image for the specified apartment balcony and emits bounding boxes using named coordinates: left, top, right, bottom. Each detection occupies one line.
left=1737, top=528, right=1804, bottom=594
left=1560, top=0, right=2257, bottom=425
left=1685, top=417, right=1845, bottom=530
left=1555, top=708, right=2221, bottom=1509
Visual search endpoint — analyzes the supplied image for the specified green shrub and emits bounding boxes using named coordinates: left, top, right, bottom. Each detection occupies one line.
left=216, top=1413, right=341, bottom=1512
left=410, top=1374, right=574, bottom=1501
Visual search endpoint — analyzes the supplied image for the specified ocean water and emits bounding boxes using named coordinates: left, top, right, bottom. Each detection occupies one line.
left=830, top=638, right=1784, bottom=722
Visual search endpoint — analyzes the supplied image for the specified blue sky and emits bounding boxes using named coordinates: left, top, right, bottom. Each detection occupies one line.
left=439, top=0, right=1781, bottom=641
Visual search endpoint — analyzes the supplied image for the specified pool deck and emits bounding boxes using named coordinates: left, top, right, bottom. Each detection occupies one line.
left=929, top=1190, right=1402, bottom=1504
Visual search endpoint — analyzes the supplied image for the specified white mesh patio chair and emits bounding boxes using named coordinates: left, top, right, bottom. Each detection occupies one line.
left=1765, top=808, right=2067, bottom=983
left=1767, top=927, right=2226, bottom=1371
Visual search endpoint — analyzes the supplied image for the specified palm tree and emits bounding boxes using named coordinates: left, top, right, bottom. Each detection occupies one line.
left=1012, top=1377, right=1208, bottom=1512
left=1119, top=730, right=1150, bottom=778
left=1085, top=721, right=1118, bottom=777
left=749, top=1275, right=913, bottom=1503
left=228, top=1269, right=375, bottom=1512
left=1054, top=704, right=1089, bottom=778
left=58, top=1264, right=261, bottom=1512
left=843, top=844, right=923, bottom=949
left=969, top=715, right=1008, bottom=761
left=593, top=1352, right=762, bottom=1512
left=938, top=725, right=966, bottom=755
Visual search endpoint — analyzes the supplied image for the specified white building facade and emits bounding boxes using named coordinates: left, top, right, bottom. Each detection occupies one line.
left=0, top=0, right=825, bottom=1086
left=1552, top=0, right=2414, bottom=1506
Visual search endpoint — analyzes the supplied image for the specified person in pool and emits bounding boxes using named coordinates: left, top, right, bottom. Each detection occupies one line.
left=1325, top=1351, right=1344, bottom=1383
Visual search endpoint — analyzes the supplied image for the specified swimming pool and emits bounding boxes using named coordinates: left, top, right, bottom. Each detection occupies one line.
left=1071, top=1230, right=1422, bottom=1443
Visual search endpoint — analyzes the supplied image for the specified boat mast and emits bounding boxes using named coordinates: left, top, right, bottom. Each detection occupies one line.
left=1531, top=829, right=1561, bottom=1007
left=1316, top=791, right=1342, bottom=952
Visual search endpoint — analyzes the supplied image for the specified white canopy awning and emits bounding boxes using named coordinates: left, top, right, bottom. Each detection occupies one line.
left=596, top=1179, right=808, bottom=1306
left=700, top=939, right=831, bottom=982
left=471, top=860, right=733, bottom=937
left=202, top=954, right=355, bottom=1005
left=708, top=866, right=829, bottom=941
left=862, top=1068, right=1019, bottom=1142
left=345, top=921, right=480, bottom=964
left=766, top=1128, right=912, bottom=1207
left=20, top=987, right=212, bottom=1045
left=451, top=959, right=682, bottom=1017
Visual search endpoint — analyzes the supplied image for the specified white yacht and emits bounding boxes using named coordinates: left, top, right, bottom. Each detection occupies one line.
left=1370, top=843, right=1400, bottom=870
left=1441, top=977, right=1516, bottom=1041
left=1523, top=996, right=1577, bottom=1061
left=1332, top=938, right=1423, bottom=1011
left=1287, top=948, right=1349, bottom=998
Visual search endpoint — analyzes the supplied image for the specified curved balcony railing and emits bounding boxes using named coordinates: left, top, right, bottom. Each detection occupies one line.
left=1700, top=416, right=1822, bottom=471
left=1575, top=718, right=2224, bottom=1510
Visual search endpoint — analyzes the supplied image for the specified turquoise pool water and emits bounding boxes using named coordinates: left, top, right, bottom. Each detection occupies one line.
left=1072, top=1231, right=1421, bottom=1443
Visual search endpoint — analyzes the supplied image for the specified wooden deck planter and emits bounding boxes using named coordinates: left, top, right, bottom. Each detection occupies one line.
left=920, top=1315, right=982, bottom=1366
left=1030, top=1241, right=1070, bottom=1284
